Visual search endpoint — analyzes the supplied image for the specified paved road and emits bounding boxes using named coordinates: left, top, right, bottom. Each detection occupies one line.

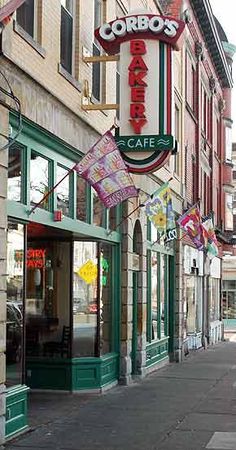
left=5, top=341, right=236, bottom=450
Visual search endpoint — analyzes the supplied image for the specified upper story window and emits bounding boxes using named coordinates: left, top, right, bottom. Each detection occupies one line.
left=60, top=0, right=74, bottom=74
left=30, top=151, right=50, bottom=210
left=174, top=104, right=180, bottom=175
left=225, top=126, right=232, bottom=163
left=16, top=0, right=36, bottom=38
left=185, top=51, right=196, bottom=113
left=8, top=144, right=23, bottom=202
left=92, top=0, right=103, bottom=101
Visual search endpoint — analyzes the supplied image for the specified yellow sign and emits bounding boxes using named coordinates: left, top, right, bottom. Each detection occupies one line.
left=76, top=260, right=98, bottom=284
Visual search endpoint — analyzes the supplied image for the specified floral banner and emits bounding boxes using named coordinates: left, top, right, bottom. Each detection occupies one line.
left=145, top=183, right=176, bottom=235
left=75, top=131, right=138, bottom=208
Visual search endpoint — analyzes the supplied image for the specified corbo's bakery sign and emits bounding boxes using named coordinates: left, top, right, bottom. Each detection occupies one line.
left=95, top=14, right=185, bottom=173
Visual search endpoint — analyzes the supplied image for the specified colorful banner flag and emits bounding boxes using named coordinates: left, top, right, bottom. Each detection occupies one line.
left=202, top=217, right=219, bottom=257
left=75, top=131, right=138, bottom=208
left=177, top=203, right=204, bottom=250
left=144, top=183, right=176, bottom=235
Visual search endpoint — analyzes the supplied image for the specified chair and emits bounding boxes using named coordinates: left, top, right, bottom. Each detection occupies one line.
left=43, top=326, right=71, bottom=358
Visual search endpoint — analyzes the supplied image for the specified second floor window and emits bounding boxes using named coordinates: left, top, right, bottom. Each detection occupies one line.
left=61, top=0, right=73, bottom=74
left=92, top=0, right=103, bottom=101
left=16, top=0, right=35, bottom=38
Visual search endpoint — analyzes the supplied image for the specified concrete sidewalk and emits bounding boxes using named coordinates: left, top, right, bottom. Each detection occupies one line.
left=5, top=341, right=236, bottom=450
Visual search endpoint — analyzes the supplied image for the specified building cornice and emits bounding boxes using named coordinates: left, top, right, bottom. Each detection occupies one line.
left=190, top=0, right=233, bottom=88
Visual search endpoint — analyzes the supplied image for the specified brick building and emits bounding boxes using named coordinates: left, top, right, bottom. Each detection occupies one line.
left=0, top=0, right=234, bottom=444
left=160, top=0, right=235, bottom=352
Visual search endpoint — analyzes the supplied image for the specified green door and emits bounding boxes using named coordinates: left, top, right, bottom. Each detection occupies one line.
left=131, top=271, right=138, bottom=375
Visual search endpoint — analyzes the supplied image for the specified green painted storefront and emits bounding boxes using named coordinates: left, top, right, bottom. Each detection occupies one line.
left=6, top=113, right=121, bottom=439
left=6, top=113, right=176, bottom=440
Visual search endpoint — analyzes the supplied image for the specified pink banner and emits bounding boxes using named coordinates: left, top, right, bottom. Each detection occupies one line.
left=75, top=131, right=138, bottom=208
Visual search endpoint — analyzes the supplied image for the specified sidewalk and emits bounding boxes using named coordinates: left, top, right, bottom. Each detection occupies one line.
left=5, top=341, right=236, bottom=450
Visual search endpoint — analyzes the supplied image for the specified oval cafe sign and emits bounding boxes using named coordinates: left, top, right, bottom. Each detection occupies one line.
left=95, top=14, right=185, bottom=173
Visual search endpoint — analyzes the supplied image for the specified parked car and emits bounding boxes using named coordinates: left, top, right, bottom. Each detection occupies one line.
left=6, top=302, right=23, bottom=363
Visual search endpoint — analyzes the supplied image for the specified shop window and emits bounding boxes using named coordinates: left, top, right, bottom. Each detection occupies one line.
left=160, top=254, right=166, bottom=337
left=222, top=291, right=236, bottom=319
left=73, top=242, right=98, bottom=356
left=209, top=278, right=220, bottom=322
left=16, top=0, right=35, bottom=38
left=186, top=275, right=202, bottom=333
left=186, top=276, right=195, bottom=333
left=25, top=238, right=71, bottom=359
left=56, top=165, right=70, bottom=216
left=8, top=143, right=23, bottom=202
left=72, top=241, right=113, bottom=357
left=30, top=152, right=49, bottom=210
left=60, top=0, right=73, bottom=74
left=6, top=222, right=24, bottom=387
left=92, top=188, right=105, bottom=227
left=151, top=252, right=158, bottom=340
left=100, top=243, right=112, bottom=355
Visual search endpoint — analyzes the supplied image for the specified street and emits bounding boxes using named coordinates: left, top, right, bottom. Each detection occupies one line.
left=5, top=340, right=236, bottom=450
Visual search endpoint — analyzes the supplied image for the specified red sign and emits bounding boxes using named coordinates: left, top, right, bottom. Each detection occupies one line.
left=129, top=40, right=148, bottom=134
left=95, top=14, right=185, bottom=55
left=27, top=248, right=46, bottom=269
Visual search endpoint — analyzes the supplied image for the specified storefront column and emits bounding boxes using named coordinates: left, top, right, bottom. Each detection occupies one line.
left=0, top=105, right=8, bottom=445
left=120, top=227, right=133, bottom=384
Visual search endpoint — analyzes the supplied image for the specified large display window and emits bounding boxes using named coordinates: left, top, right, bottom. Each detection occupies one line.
left=185, top=275, right=202, bottom=333
left=6, top=222, right=25, bottom=387
left=147, top=250, right=169, bottom=343
left=73, top=241, right=113, bottom=357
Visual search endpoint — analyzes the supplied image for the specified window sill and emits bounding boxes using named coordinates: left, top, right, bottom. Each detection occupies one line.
left=58, top=64, right=82, bottom=92
left=13, top=21, right=46, bottom=58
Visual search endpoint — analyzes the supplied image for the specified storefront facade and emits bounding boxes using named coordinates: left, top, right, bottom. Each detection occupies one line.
left=6, top=113, right=122, bottom=437
left=5, top=111, right=179, bottom=439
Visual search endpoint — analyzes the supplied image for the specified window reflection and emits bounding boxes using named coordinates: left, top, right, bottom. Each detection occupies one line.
left=100, top=244, right=112, bottom=354
left=93, top=188, right=104, bottom=227
left=8, top=144, right=22, bottom=202
left=30, top=152, right=49, bottom=209
left=76, top=176, right=87, bottom=222
left=56, top=165, right=70, bottom=216
left=186, top=276, right=196, bottom=333
left=151, top=252, right=158, bottom=340
left=160, top=254, right=166, bottom=337
left=109, top=207, right=117, bottom=231
left=73, top=242, right=98, bottom=357
left=72, top=241, right=113, bottom=357
left=6, top=222, right=24, bottom=387
left=26, top=240, right=70, bottom=359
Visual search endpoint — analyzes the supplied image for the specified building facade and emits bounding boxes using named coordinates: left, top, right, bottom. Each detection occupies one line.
left=160, top=0, right=235, bottom=353
left=0, top=0, right=234, bottom=444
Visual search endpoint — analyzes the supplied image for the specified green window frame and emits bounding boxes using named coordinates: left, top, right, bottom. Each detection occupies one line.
left=8, top=113, right=121, bottom=244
